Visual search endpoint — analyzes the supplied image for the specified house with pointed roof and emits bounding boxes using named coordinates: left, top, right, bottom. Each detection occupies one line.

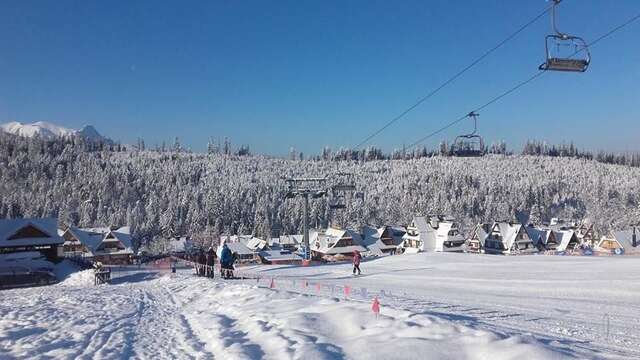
left=0, top=218, right=64, bottom=261
left=595, top=228, right=640, bottom=255
left=484, top=221, right=538, bottom=255
left=269, top=235, right=303, bottom=251
left=361, top=225, right=405, bottom=255
left=311, top=227, right=366, bottom=260
left=575, top=221, right=596, bottom=246
left=60, top=226, right=134, bottom=264
left=466, top=223, right=491, bottom=253
left=525, top=226, right=558, bottom=251
left=401, top=215, right=465, bottom=253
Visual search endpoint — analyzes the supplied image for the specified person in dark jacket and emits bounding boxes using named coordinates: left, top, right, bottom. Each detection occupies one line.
left=197, top=250, right=207, bottom=277
left=205, top=246, right=217, bottom=278
left=352, top=250, right=362, bottom=275
left=220, top=244, right=233, bottom=279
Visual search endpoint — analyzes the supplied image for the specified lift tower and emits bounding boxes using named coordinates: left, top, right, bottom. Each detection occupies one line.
left=284, top=178, right=327, bottom=260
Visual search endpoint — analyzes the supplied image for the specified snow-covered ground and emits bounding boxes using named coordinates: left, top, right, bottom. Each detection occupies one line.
left=0, top=254, right=638, bottom=359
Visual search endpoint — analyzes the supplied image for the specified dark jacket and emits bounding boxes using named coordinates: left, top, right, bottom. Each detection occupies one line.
left=220, top=245, right=232, bottom=266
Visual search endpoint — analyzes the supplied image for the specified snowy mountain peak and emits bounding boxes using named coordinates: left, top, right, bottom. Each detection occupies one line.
left=0, top=121, right=110, bottom=142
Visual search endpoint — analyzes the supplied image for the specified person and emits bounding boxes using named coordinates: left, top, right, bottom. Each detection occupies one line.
left=205, top=246, right=217, bottom=278
left=352, top=250, right=362, bottom=275
left=197, top=250, right=207, bottom=277
left=220, top=243, right=233, bottom=279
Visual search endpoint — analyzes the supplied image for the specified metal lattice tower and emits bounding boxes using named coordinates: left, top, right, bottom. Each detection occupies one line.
left=284, top=178, right=327, bottom=260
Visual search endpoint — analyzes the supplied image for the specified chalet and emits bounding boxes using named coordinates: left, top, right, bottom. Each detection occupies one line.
left=0, top=218, right=64, bottom=262
left=401, top=215, right=465, bottom=253
left=61, top=226, right=134, bottom=264
left=484, top=221, right=538, bottom=255
left=219, top=241, right=256, bottom=262
left=258, top=249, right=303, bottom=264
left=269, top=235, right=302, bottom=251
left=554, top=229, right=580, bottom=252
left=311, top=227, right=366, bottom=260
left=245, top=237, right=268, bottom=252
left=168, top=236, right=195, bottom=255
left=595, top=228, right=640, bottom=255
left=575, top=221, right=596, bottom=246
left=361, top=225, right=406, bottom=255
left=525, top=226, right=558, bottom=251
left=466, top=223, right=490, bottom=253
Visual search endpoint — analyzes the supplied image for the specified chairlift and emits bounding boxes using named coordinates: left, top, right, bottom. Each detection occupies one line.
left=452, top=112, right=485, bottom=157
left=328, top=172, right=355, bottom=210
left=539, top=0, right=590, bottom=72
left=329, top=195, right=346, bottom=210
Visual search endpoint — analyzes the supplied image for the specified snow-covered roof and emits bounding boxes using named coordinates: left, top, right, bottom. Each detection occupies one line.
left=224, top=242, right=255, bottom=256
left=246, top=237, right=268, bottom=251
left=362, top=225, right=404, bottom=252
left=525, top=226, right=550, bottom=247
left=169, top=237, right=194, bottom=253
left=612, top=229, right=640, bottom=253
left=494, top=222, right=529, bottom=250
left=312, top=227, right=366, bottom=255
left=258, top=249, right=303, bottom=262
left=555, top=230, right=578, bottom=251
left=0, top=218, right=63, bottom=248
left=468, top=223, right=490, bottom=246
left=69, top=226, right=134, bottom=256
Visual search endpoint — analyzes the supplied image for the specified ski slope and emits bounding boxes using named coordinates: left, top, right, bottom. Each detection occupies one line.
left=244, top=253, right=640, bottom=359
left=0, top=254, right=638, bottom=359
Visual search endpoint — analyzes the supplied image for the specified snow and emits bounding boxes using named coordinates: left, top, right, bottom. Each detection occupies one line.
left=0, top=121, right=108, bottom=142
left=1, top=254, right=639, bottom=359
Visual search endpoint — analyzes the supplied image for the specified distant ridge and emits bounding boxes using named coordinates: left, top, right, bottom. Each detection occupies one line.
left=0, top=121, right=111, bottom=142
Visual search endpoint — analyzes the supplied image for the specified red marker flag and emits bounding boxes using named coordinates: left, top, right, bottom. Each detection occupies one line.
left=372, top=297, right=380, bottom=317
left=315, top=283, right=321, bottom=293
left=344, top=285, right=351, bottom=298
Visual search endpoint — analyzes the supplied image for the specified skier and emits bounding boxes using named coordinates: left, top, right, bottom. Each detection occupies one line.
left=352, top=250, right=362, bottom=276
left=220, top=243, right=233, bottom=279
left=205, top=246, right=217, bottom=278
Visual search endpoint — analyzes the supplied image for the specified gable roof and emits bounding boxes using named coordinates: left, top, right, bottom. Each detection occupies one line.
left=223, top=241, right=254, bottom=256
left=312, top=227, right=366, bottom=255
left=494, top=222, right=532, bottom=250
left=0, top=218, right=63, bottom=248
left=612, top=229, right=640, bottom=253
left=468, top=223, right=490, bottom=246
left=72, top=226, right=134, bottom=256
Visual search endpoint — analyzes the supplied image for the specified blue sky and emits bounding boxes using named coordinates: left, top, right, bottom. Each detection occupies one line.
left=0, top=0, right=639, bottom=155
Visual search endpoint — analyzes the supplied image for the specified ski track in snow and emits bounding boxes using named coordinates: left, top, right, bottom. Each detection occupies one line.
left=1, top=254, right=639, bottom=359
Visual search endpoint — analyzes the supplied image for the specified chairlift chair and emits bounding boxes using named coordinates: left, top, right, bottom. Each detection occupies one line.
left=539, top=0, right=590, bottom=72
left=452, top=112, right=485, bottom=157
left=329, top=195, right=346, bottom=210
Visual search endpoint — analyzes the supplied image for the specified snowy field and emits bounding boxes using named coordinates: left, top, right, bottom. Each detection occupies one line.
left=0, top=254, right=638, bottom=359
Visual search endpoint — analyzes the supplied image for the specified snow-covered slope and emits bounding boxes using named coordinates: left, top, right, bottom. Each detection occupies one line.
left=244, top=253, right=640, bottom=359
left=0, top=121, right=109, bottom=142
left=0, top=267, right=563, bottom=360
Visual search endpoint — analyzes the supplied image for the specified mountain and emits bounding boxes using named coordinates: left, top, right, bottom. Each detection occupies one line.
left=0, top=121, right=111, bottom=142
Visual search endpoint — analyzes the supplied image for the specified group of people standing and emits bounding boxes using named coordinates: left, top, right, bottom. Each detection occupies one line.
left=193, top=243, right=237, bottom=279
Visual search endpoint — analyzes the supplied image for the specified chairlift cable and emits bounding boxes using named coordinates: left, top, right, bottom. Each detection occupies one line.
left=407, top=11, right=640, bottom=150
left=353, top=3, right=556, bottom=150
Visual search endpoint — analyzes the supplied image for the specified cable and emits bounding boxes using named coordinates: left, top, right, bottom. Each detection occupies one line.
left=353, top=3, right=555, bottom=150
left=406, top=11, right=640, bottom=150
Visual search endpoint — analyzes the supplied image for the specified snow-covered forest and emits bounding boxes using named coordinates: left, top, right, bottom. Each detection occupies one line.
left=1, top=132, right=639, bottom=249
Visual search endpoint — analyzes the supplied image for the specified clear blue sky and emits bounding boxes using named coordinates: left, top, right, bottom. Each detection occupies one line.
left=1, top=0, right=639, bottom=155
